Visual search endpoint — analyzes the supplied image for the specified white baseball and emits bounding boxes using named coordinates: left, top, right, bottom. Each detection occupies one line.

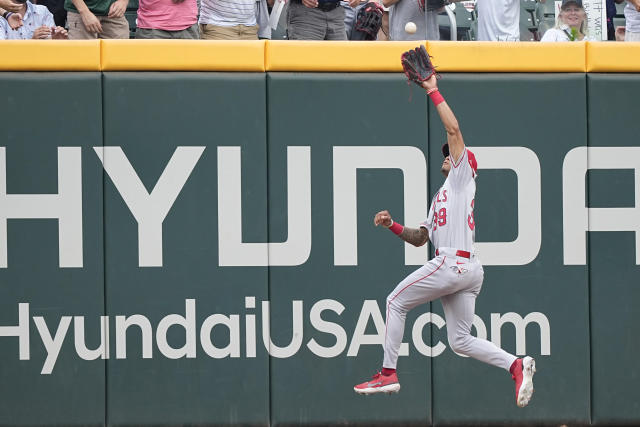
left=405, top=21, right=417, bottom=34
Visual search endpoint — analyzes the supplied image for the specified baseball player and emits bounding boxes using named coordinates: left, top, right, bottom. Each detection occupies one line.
left=353, top=70, right=537, bottom=408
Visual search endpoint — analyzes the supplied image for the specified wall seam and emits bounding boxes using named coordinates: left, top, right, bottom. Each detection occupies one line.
left=100, top=71, right=108, bottom=427
left=585, top=72, right=593, bottom=426
left=265, top=72, right=273, bottom=427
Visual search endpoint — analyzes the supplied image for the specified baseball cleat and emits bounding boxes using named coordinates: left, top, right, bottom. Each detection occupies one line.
left=511, top=356, right=536, bottom=407
left=354, top=372, right=401, bottom=395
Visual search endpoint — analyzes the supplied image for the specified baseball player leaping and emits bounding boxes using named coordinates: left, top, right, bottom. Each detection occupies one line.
left=353, top=46, right=536, bottom=408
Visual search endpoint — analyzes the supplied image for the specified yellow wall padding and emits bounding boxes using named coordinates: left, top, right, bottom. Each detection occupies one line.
left=425, top=41, right=586, bottom=72
left=0, top=40, right=100, bottom=71
left=587, top=42, right=640, bottom=72
left=1, top=40, right=639, bottom=72
left=100, top=40, right=266, bottom=71
left=265, top=40, right=425, bottom=72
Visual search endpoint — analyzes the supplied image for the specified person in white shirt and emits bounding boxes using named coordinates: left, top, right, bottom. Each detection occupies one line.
left=0, top=0, right=67, bottom=39
left=624, top=0, right=640, bottom=40
left=477, top=0, right=545, bottom=41
left=541, top=0, right=591, bottom=41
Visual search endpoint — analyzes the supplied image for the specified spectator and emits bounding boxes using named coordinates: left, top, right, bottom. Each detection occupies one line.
left=624, top=0, right=640, bottom=40
left=287, top=0, right=360, bottom=40
left=377, top=2, right=389, bottom=40
left=65, top=0, right=129, bottom=39
left=256, top=0, right=272, bottom=39
left=136, top=0, right=198, bottom=39
left=384, top=0, right=440, bottom=41
left=607, top=0, right=624, bottom=40
left=1, top=6, right=24, bottom=29
left=477, top=0, right=544, bottom=41
left=199, top=0, right=268, bottom=40
left=0, top=0, right=21, bottom=13
left=37, top=0, right=66, bottom=27
left=541, top=0, right=591, bottom=41
left=341, top=0, right=364, bottom=38
left=0, top=0, right=67, bottom=38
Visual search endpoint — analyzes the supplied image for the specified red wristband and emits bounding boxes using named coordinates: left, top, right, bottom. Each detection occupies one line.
left=427, top=89, right=444, bottom=106
left=389, top=221, right=404, bottom=236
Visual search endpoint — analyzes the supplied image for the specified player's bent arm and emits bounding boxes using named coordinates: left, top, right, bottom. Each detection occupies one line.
left=382, top=0, right=399, bottom=7
left=398, top=226, right=429, bottom=247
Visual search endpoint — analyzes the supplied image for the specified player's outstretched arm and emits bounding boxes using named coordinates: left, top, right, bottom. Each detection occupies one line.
left=421, top=75, right=465, bottom=162
left=374, top=210, right=429, bottom=247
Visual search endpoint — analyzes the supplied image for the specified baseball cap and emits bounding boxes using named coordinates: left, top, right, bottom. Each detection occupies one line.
left=561, top=0, right=583, bottom=8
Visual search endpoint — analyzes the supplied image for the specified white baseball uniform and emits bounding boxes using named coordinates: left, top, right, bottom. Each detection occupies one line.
left=382, top=148, right=517, bottom=371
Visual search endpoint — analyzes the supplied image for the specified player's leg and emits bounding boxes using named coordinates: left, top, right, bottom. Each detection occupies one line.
left=440, top=269, right=536, bottom=407
left=382, top=257, right=450, bottom=370
left=354, top=256, right=450, bottom=395
left=440, top=290, right=516, bottom=370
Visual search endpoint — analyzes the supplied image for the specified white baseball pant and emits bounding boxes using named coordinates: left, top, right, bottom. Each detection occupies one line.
left=383, top=248, right=517, bottom=371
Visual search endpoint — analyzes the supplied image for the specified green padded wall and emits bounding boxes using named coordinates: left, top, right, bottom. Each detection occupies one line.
left=588, top=74, right=640, bottom=425
left=428, top=74, right=590, bottom=425
left=0, top=70, right=638, bottom=426
left=101, top=73, right=270, bottom=426
left=267, top=73, right=431, bottom=426
left=0, top=73, right=105, bottom=426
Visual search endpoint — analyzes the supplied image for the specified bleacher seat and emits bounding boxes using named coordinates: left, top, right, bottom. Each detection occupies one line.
left=438, top=1, right=477, bottom=41
left=519, top=2, right=538, bottom=40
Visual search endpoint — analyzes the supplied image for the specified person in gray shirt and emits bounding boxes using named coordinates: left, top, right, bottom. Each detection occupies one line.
left=384, top=0, right=439, bottom=40
left=287, top=0, right=361, bottom=40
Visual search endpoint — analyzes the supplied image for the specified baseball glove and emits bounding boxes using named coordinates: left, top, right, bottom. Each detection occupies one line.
left=400, top=45, right=438, bottom=86
left=351, top=1, right=384, bottom=41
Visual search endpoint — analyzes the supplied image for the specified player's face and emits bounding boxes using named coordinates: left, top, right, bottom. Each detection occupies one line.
left=441, top=157, right=450, bottom=177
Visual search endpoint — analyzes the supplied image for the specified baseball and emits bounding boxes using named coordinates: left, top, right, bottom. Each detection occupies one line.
left=405, top=21, right=417, bottom=34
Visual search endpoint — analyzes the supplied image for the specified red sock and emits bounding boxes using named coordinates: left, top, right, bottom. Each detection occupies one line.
left=509, top=359, right=520, bottom=375
left=381, top=368, right=396, bottom=376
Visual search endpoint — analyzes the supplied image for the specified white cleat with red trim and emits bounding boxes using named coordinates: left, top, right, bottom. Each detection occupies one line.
left=511, top=356, right=536, bottom=407
left=354, top=372, right=401, bottom=395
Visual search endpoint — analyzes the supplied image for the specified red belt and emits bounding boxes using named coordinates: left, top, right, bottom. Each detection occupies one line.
left=435, top=249, right=470, bottom=258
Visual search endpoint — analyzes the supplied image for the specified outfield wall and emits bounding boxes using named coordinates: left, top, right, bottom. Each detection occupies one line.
left=0, top=42, right=639, bottom=426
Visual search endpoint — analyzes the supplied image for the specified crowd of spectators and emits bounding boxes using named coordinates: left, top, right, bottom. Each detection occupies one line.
left=0, top=0, right=638, bottom=41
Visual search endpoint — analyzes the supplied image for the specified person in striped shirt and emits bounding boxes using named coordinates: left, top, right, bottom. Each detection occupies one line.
left=199, top=0, right=273, bottom=40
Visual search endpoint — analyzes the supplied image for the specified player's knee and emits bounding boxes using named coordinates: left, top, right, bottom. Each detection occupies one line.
left=386, top=294, right=404, bottom=313
left=448, top=333, right=472, bottom=355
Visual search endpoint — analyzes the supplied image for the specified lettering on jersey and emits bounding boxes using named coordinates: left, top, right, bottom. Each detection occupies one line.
left=468, top=199, right=475, bottom=231
left=437, top=208, right=447, bottom=227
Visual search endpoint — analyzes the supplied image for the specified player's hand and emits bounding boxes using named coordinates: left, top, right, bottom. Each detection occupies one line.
left=348, top=0, right=361, bottom=6
left=374, top=210, right=393, bottom=228
left=421, top=74, right=438, bottom=92
left=51, top=26, right=68, bottom=39
left=107, top=0, right=127, bottom=18
left=7, top=11, right=23, bottom=30
left=32, top=25, right=51, bottom=39
left=302, top=0, right=318, bottom=7
left=80, top=9, right=102, bottom=33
